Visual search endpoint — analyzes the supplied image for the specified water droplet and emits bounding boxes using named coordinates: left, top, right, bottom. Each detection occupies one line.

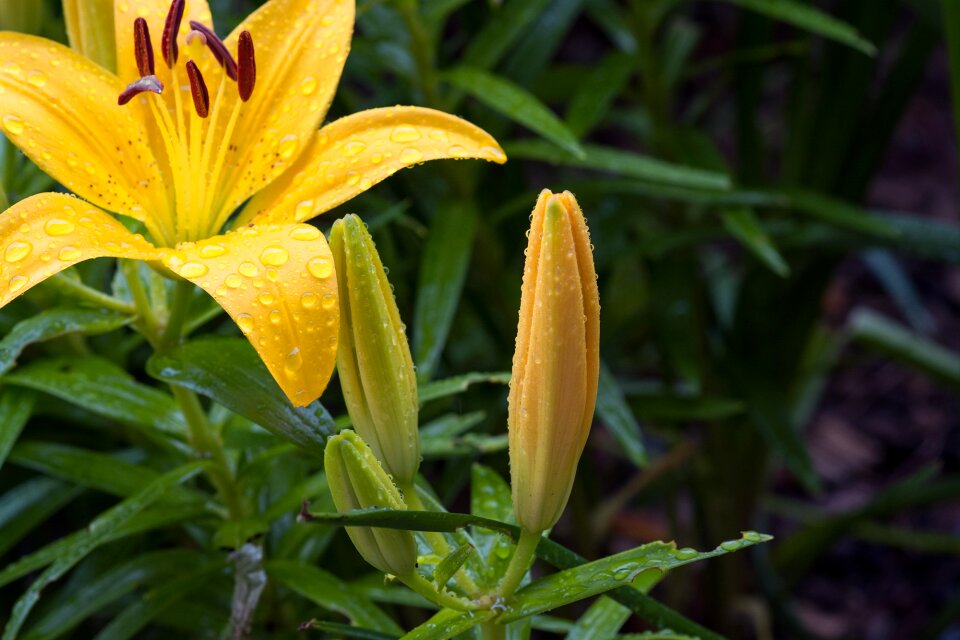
left=278, top=135, right=299, bottom=160
left=307, top=256, right=333, bottom=279
left=448, top=144, right=467, bottom=157
left=260, top=245, right=289, bottom=266
left=2, top=115, right=25, bottom=136
left=675, top=548, right=697, bottom=560
left=179, top=262, right=208, bottom=278
left=301, top=76, right=318, bottom=95
left=480, top=146, right=506, bottom=162
left=269, top=309, right=282, bottom=325
left=343, top=140, right=366, bottom=156
left=239, top=262, right=258, bottom=278
left=300, top=292, right=318, bottom=308
left=44, top=218, right=75, bottom=236
left=5, top=241, right=31, bottom=262
left=294, top=200, right=315, bottom=219
left=58, top=246, right=81, bottom=261
left=400, top=148, right=423, bottom=164
left=370, top=153, right=383, bottom=164
left=258, top=291, right=274, bottom=305
left=236, top=313, right=254, bottom=334
left=321, top=293, right=336, bottom=309
left=390, top=125, right=421, bottom=143
left=289, top=226, right=320, bottom=241
left=200, top=244, right=226, bottom=258
left=26, top=71, right=46, bottom=88
left=8, top=274, right=27, bottom=292
left=284, top=347, right=303, bottom=376
left=225, top=274, right=243, bottom=288
left=720, top=540, right=742, bottom=552
left=742, top=531, right=764, bottom=542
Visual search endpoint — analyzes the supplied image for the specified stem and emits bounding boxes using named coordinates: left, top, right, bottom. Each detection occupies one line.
left=159, top=279, right=194, bottom=350
left=480, top=621, right=506, bottom=640
left=46, top=273, right=137, bottom=315
left=496, top=529, right=541, bottom=598
left=399, top=571, right=477, bottom=612
left=397, top=0, right=440, bottom=107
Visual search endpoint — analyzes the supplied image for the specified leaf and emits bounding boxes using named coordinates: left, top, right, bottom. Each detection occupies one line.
left=503, top=139, right=731, bottom=191
left=1, top=461, right=209, bottom=640
left=565, top=53, right=635, bottom=138
left=0, top=387, right=34, bottom=471
left=848, top=308, right=960, bottom=390
left=147, top=337, right=336, bottom=455
left=2, top=356, right=185, bottom=437
left=566, top=596, right=631, bottom=640
left=627, top=393, right=744, bottom=421
left=861, top=250, right=934, bottom=334
left=414, top=202, right=478, bottom=382
left=443, top=67, right=585, bottom=157
left=717, top=0, right=876, bottom=55
left=433, top=543, right=475, bottom=590
left=596, top=363, right=647, bottom=467
left=462, top=0, right=554, bottom=70
left=419, top=371, right=511, bottom=404
left=403, top=608, right=496, bottom=640
left=0, top=308, right=131, bottom=376
left=721, top=208, right=790, bottom=277
left=469, top=464, right=516, bottom=587
left=783, top=189, right=899, bottom=237
left=266, top=561, right=402, bottom=633
left=499, top=532, right=773, bottom=622
left=501, top=0, right=585, bottom=84
left=946, top=0, right=960, bottom=156
left=0, top=479, right=81, bottom=558
left=299, top=621, right=398, bottom=640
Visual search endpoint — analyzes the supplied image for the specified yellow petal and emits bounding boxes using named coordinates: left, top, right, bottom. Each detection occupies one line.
left=240, top=106, right=507, bottom=226
left=163, top=223, right=339, bottom=406
left=210, top=0, right=354, bottom=224
left=64, top=0, right=117, bottom=72
left=113, top=0, right=213, bottom=85
left=0, top=193, right=161, bottom=308
left=0, top=34, right=169, bottom=237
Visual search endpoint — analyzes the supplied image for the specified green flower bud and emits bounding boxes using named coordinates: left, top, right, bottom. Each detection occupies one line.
left=0, top=0, right=45, bottom=35
left=324, top=430, right=418, bottom=576
left=62, top=0, right=117, bottom=72
left=330, top=215, right=420, bottom=486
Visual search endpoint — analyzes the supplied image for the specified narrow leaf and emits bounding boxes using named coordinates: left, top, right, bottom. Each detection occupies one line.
left=404, top=608, right=496, bottom=640
left=419, top=371, right=511, bottom=404
left=433, top=543, right=475, bottom=590
left=567, top=596, right=631, bottom=640
left=462, top=0, right=553, bottom=70
left=596, top=363, right=647, bottom=467
left=722, top=207, right=790, bottom=277
left=0, top=387, right=33, bottom=471
left=566, top=53, right=635, bottom=138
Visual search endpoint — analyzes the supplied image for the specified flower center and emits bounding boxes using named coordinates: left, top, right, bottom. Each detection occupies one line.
left=117, top=0, right=257, bottom=245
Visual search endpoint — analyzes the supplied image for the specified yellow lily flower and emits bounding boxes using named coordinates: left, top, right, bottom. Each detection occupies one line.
left=0, top=0, right=505, bottom=405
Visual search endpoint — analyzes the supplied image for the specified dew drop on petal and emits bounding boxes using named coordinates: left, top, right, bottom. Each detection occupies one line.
left=278, top=135, right=299, bottom=160
left=260, top=245, right=289, bottom=266
left=2, top=115, right=24, bottom=136
left=44, top=218, right=75, bottom=236
left=301, top=76, right=318, bottom=95
left=258, top=291, right=274, bottom=305
left=8, top=274, right=27, bottom=292
left=390, top=125, right=421, bottom=143
left=5, top=241, right=32, bottom=263
left=400, top=148, right=423, bottom=164
left=58, top=246, right=81, bottom=261
left=307, top=256, right=333, bottom=279
left=200, top=244, right=226, bottom=258
left=26, top=71, right=46, bottom=87
left=300, top=292, right=318, bottom=308
left=343, top=140, right=366, bottom=156
left=284, top=347, right=303, bottom=376
left=269, top=309, right=282, bottom=325
left=289, top=226, right=320, bottom=241
left=239, top=262, right=258, bottom=278
left=236, top=313, right=254, bottom=334
left=321, top=293, right=336, bottom=309
left=295, top=200, right=315, bottom=219
left=448, top=144, right=467, bottom=157
left=225, top=274, right=243, bottom=288
left=179, top=262, right=208, bottom=278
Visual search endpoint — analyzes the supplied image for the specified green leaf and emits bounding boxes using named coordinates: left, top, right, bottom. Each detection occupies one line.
left=0, top=479, right=81, bottom=558
left=627, top=393, right=744, bottom=421
left=848, top=308, right=960, bottom=390
left=0, top=387, right=33, bottom=471
left=1, top=461, right=209, bottom=640
left=596, top=363, right=647, bottom=467
left=266, top=561, right=402, bottom=633
left=414, top=202, right=478, bottom=382
left=945, top=0, right=960, bottom=159
left=443, top=67, right=585, bottom=157
left=147, top=337, right=336, bottom=455
left=403, top=608, right=496, bottom=640
left=433, top=543, right=475, bottom=590
left=470, top=464, right=516, bottom=586
left=499, top=533, right=773, bottom=622
left=566, top=596, right=631, bottom=640
left=298, top=621, right=398, bottom=640
left=419, top=371, right=511, bottom=404
left=782, top=189, right=899, bottom=238
left=2, top=356, right=185, bottom=437
left=565, top=53, right=635, bottom=138
left=462, top=0, right=554, bottom=70
left=0, top=308, right=131, bottom=376
left=501, top=0, right=584, bottom=84
left=721, top=208, right=790, bottom=277
left=503, top=139, right=731, bottom=190
left=717, top=0, right=876, bottom=55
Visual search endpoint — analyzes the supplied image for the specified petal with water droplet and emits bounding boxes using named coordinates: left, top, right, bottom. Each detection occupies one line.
left=167, top=223, right=339, bottom=406
left=240, top=106, right=506, bottom=226
left=0, top=193, right=161, bottom=308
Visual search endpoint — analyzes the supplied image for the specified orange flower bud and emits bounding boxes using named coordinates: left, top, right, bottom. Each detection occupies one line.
left=508, top=190, right=600, bottom=534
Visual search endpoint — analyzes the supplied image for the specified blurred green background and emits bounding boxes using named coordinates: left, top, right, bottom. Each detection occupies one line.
left=0, top=0, right=958, bottom=638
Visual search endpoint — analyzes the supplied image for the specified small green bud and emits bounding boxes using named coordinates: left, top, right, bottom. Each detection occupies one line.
left=324, top=430, right=417, bottom=576
left=0, top=0, right=45, bottom=35
left=62, top=0, right=117, bottom=72
left=330, top=215, right=420, bottom=486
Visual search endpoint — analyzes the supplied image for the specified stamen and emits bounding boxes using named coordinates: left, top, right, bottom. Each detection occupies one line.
left=188, top=21, right=238, bottom=81
left=133, top=17, right=155, bottom=77
left=161, top=0, right=185, bottom=67
left=118, top=75, right=164, bottom=105
left=186, top=61, right=210, bottom=118
left=238, top=31, right=256, bottom=102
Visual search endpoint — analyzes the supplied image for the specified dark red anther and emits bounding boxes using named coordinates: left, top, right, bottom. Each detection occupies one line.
left=133, top=17, right=155, bottom=77
left=161, top=0, right=185, bottom=67
left=118, top=75, right=164, bottom=105
left=237, top=31, right=256, bottom=102
left=188, top=21, right=238, bottom=81
left=185, top=61, right=209, bottom=118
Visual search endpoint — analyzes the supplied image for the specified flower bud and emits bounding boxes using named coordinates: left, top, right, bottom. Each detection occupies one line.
left=508, top=190, right=600, bottom=534
left=62, top=0, right=117, bottom=72
left=330, top=215, right=420, bottom=487
left=0, top=0, right=44, bottom=35
left=324, top=430, right=418, bottom=576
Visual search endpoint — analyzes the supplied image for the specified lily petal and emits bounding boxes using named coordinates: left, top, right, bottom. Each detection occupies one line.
left=0, top=193, right=161, bottom=308
left=0, top=34, right=169, bottom=238
left=240, top=106, right=507, bottom=226
left=211, top=0, right=354, bottom=225
left=114, top=0, right=213, bottom=85
left=64, top=0, right=118, bottom=72
left=162, top=223, right=339, bottom=406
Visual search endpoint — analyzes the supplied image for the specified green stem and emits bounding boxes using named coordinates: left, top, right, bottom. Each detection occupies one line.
left=496, top=529, right=541, bottom=598
left=46, top=273, right=137, bottom=315
left=399, top=571, right=477, bottom=612
left=480, top=620, right=506, bottom=640
left=159, top=279, right=194, bottom=350
left=397, top=0, right=440, bottom=107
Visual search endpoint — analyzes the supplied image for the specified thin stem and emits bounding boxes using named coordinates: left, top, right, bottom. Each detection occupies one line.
left=397, top=0, right=440, bottom=107
left=496, top=529, right=541, bottom=598
left=159, top=279, right=194, bottom=350
left=399, top=571, right=477, bottom=612
left=480, top=621, right=506, bottom=640
left=47, top=273, right=137, bottom=315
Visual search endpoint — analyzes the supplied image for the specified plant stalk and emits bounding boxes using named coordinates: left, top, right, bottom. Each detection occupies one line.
left=496, top=528, right=541, bottom=598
